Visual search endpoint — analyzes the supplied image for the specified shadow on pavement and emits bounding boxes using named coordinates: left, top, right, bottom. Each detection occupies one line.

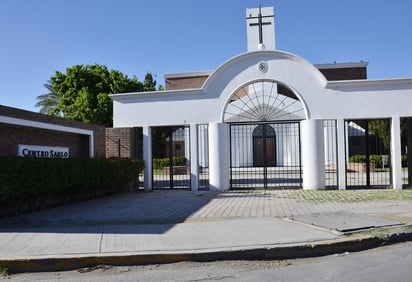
left=0, top=190, right=221, bottom=234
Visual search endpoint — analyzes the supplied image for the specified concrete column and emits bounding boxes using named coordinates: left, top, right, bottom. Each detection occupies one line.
left=89, top=134, right=94, bottom=158
left=190, top=124, right=199, bottom=191
left=336, top=119, right=347, bottom=190
left=143, top=126, right=153, bottom=190
left=301, top=119, right=325, bottom=190
left=407, top=118, right=412, bottom=187
left=391, top=116, right=402, bottom=190
left=208, top=123, right=230, bottom=191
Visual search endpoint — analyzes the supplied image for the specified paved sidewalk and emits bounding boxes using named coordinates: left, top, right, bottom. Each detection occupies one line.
left=0, top=190, right=412, bottom=272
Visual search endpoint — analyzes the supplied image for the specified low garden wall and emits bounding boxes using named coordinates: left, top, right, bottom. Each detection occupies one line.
left=162, top=165, right=190, bottom=175
left=346, top=162, right=376, bottom=173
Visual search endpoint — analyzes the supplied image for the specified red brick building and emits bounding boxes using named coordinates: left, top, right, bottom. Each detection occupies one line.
left=0, top=105, right=105, bottom=158
left=164, top=62, right=368, bottom=91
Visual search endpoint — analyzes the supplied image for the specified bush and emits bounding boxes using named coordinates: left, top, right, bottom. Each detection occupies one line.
left=348, top=154, right=385, bottom=168
left=369, top=155, right=383, bottom=168
left=402, top=155, right=408, bottom=167
left=0, top=157, right=144, bottom=216
left=153, top=157, right=187, bottom=169
left=348, top=155, right=366, bottom=164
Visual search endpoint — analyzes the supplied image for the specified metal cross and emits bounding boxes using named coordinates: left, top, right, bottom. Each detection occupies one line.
left=247, top=5, right=273, bottom=45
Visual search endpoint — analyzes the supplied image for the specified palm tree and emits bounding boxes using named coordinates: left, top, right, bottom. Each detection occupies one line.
left=35, top=80, right=60, bottom=115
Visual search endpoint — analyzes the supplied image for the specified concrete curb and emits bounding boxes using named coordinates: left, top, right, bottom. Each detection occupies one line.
left=2, top=231, right=411, bottom=273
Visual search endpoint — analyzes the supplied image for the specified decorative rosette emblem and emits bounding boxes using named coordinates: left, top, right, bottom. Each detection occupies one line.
left=258, top=61, right=268, bottom=73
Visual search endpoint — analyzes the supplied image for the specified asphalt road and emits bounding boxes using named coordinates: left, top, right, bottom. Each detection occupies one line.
left=6, top=241, right=412, bottom=282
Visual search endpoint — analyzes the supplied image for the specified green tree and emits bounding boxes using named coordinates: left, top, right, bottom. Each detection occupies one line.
left=143, top=72, right=157, bottom=91
left=35, top=80, right=60, bottom=115
left=368, top=119, right=390, bottom=152
left=36, top=64, right=162, bottom=127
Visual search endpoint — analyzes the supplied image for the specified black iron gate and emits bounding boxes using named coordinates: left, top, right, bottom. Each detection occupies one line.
left=152, top=126, right=190, bottom=189
left=345, top=119, right=391, bottom=188
left=402, top=117, right=412, bottom=187
left=229, top=122, right=302, bottom=189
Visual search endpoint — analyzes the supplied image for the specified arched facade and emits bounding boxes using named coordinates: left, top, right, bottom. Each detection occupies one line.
left=111, top=50, right=412, bottom=191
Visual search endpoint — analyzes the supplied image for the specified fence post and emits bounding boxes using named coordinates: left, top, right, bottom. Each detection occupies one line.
left=118, top=139, right=121, bottom=158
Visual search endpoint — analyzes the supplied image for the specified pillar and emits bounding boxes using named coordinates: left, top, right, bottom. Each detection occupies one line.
left=301, top=119, right=325, bottom=190
left=336, top=119, right=347, bottom=190
left=89, top=134, right=94, bottom=158
left=208, top=123, right=230, bottom=191
left=391, top=116, right=402, bottom=190
left=143, top=126, right=153, bottom=190
left=407, top=118, right=412, bottom=187
left=190, top=124, right=199, bottom=191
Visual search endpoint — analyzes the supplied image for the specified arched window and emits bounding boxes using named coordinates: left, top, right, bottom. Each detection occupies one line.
left=224, top=80, right=304, bottom=123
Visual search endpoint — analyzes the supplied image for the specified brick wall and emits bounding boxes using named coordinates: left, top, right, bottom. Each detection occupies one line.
left=0, top=123, right=89, bottom=157
left=164, top=66, right=367, bottom=91
left=319, top=67, right=367, bottom=81
left=165, top=75, right=209, bottom=90
left=105, top=127, right=142, bottom=159
left=0, top=105, right=106, bottom=157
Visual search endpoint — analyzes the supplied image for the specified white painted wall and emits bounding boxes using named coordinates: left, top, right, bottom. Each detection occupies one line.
left=111, top=51, right=412, bottom=128
left=111, top=50, right=412, bottom=191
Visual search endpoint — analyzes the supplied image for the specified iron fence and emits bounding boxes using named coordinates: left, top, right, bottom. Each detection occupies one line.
left=229, top=121, right=302, bottom=189
left=152, top=126, right=191, bottom=189
left=345, top=119, right=391, bottom=189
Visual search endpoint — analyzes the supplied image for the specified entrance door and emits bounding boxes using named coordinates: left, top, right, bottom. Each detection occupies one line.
left=253, top=124, right=276, bottom=167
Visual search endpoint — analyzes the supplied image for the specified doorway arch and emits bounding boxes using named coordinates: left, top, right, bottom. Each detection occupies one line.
left=225, top=80, right=304, bottom=189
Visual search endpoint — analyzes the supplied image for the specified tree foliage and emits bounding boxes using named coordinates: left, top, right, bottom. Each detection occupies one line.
left=36, top=64, right=160, bottom=127
left=368, top=119, right=390, bottom=152
left=35, top=80, right=60, bottom=115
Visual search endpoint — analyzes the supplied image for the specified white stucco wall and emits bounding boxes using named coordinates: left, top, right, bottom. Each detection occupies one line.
left=111, top=50, right=412, bottom=127
left=111, top=49, right=412, bottom=191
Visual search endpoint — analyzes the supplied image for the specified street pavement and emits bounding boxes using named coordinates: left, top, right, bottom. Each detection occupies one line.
left=0, top=189, right=412, bottom=272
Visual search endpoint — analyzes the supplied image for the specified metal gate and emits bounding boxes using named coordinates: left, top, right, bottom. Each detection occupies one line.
left=229, top=121, right=302, bottom=189
left=152, top=126, right=190, bottom=189
left=345, top=119, right=391, bottom=188
left=402, top=117, right=412, bottom=187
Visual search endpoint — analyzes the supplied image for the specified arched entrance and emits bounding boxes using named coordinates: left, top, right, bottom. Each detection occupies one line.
left=224, top=80, right=304, bottom=189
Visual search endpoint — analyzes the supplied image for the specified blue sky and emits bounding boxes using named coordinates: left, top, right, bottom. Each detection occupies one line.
left=1, top=0, right=412, bottom=112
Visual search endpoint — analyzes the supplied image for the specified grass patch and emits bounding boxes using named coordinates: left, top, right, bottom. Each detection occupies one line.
left=0, top=267, right=8, bottom=276
left=375, top=168, right=389, bottom=172
left=223, top=189, right=412, bottom=204
left=279, top=190, right=412, bottom=204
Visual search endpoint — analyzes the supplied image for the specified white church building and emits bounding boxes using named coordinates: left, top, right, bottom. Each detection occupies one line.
left=110, top=7, right=412, bottom=191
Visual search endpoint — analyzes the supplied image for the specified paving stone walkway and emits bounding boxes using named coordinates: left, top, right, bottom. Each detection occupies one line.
left=1, top=189, right=412, bottom=273
left=1, top=189, right=412, bottom=228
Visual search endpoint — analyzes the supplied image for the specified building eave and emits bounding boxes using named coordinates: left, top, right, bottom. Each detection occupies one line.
left=315, top=62, right=368, bottom=70
left=164, top=70, right=214, bottom=80
left=326, top=77, right=412, bottom=89
left=109, top=88, right=204, bottom=101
